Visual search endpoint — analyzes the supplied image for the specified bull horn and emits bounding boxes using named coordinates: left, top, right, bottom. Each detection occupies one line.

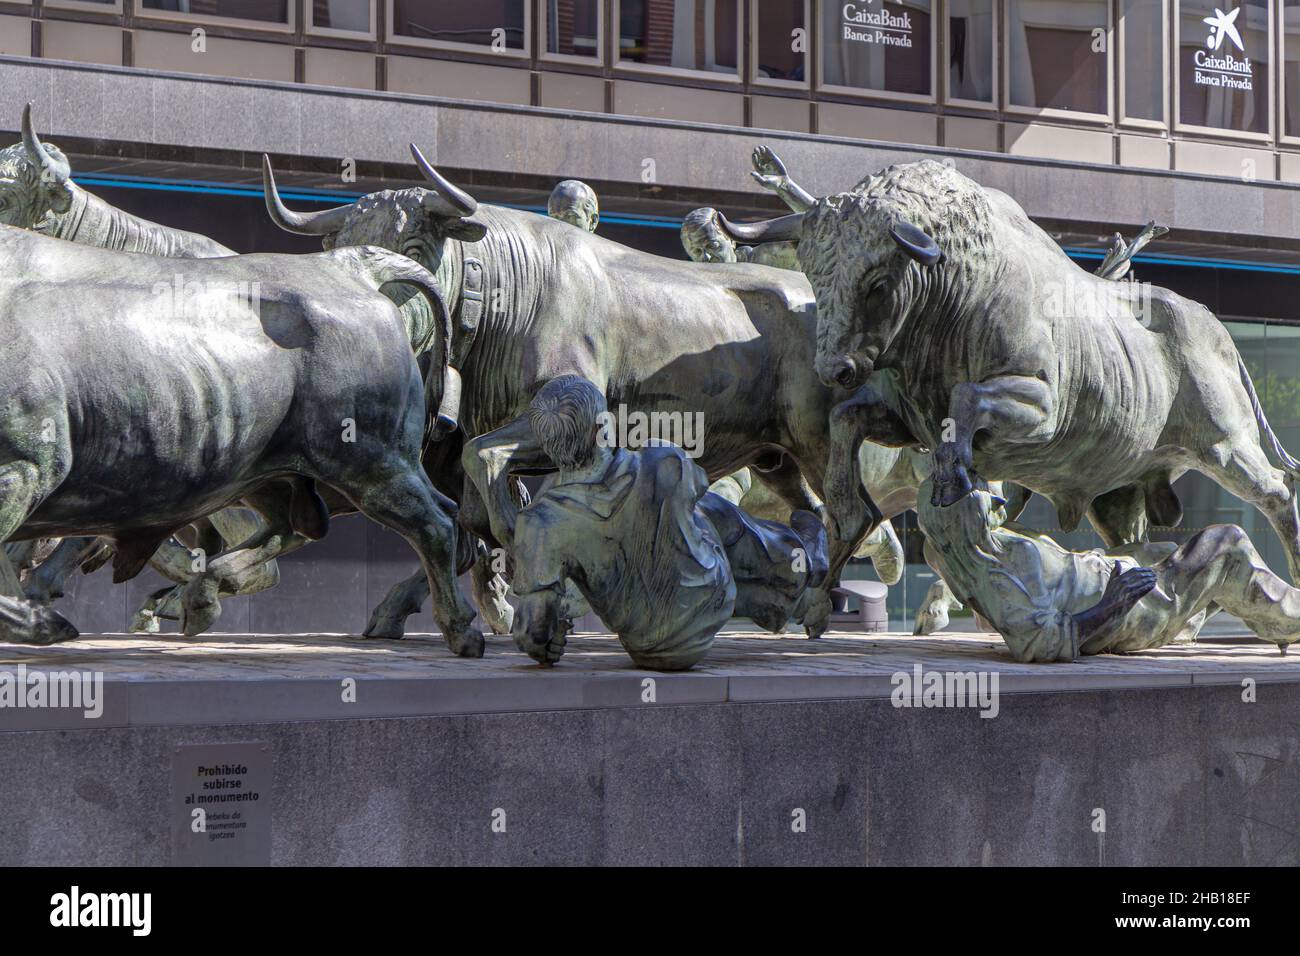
left=21, top=103, right=70, bottom=185
left=716, top=210, right=805, bottom=244
left=889, top=221, right=942, bottom=266
left=261, top=154, right=356, bottom=236
left=408, top=143, right=477, bottom=218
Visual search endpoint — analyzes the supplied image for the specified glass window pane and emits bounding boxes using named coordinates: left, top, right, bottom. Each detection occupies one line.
left=141, top=1, right=290, bottom=23
left=821, top=0, right=933, bottom=96
left=948, top=0, right=994, bottom=102
left=1178, top=0, right=1269, bottom=133
left=546, top=0, right=600, bottom=58
left=755, top=0, right=806, bottom=82
left=392, top=0, right=527, bottom=50
left=619, top=0, right=739, bottom=74
left=1283, top=1, right=1300, bottom=135
left=1008, top=0, right=1110, bottom=114
left=1122, top=0, right=1164, bottom=120
left=313, top=0, right=372, bottom=33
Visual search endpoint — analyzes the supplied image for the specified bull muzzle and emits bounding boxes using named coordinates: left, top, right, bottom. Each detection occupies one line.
left=818, top=355, right=867, bottom=391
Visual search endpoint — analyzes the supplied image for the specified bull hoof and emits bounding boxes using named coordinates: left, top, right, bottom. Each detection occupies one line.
left=0, top=599, right=79, bottom=645
left=130, top=608, right=162, bottom=634
left=478, top=594, right=514, bottom=636
left=180, top=579, right=222, bottom=637
left=445, top=626, right=486, bottom=658
left=362, top=610, right=408, bottom=640
left=800, top=590, right=831, bottom=639
left=913, top=606, right=948, bottom=635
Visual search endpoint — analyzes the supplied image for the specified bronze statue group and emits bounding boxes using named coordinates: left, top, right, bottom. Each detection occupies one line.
left=2, top=102, right=1299, bottom=669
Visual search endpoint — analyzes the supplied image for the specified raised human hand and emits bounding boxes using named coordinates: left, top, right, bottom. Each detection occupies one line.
left=750, top=145, right=788, bottom=191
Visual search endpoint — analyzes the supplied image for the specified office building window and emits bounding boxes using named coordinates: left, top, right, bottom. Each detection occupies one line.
left=618, top=0, right=741, bottom=76
left=544, top=0, right=601, bottom=59
left=1178, top=0, right=1269, bottom=133
left=1007, top=0, right=1110, bottom=115
left=310, top=0, right=374, bottom=34
left=141, top=1, right=290, bottom=24
left=948, top=0, right=994, bottom=103
left=1122, top=0, right=1165, bottom=121
left=754, top=0, right=807, bottom=84
left=1280, top=0, right=1300, bottom=135
left=391, top=0, right=527, bottom=52
left=821, top=0, right=933, bottom=97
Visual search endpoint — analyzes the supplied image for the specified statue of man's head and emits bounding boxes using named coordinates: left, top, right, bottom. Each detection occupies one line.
left=547, top=180, right=600, bottom=232
left=681, top=207, right=739, bottom=263
left=528, top=375, right=608, bottom=471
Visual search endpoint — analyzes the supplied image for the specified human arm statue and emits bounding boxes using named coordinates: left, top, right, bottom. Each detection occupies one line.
left=1070, top=561, right=1157, bottom=649
left=751, top=146, right=816, bottom=213
left=1095, top=221, right=1168, bottom=281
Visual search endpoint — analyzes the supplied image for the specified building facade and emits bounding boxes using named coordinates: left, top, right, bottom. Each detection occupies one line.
left=4, top=0, right=1300, bottom=629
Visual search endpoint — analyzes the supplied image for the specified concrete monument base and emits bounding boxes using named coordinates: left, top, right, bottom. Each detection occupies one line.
left=1, top=629, right=1297, bottom=866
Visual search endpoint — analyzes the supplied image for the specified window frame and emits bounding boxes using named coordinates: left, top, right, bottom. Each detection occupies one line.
left=305, top=0, right=377, bottom=41
left=612, top=0, right=744, bottom=83
left=1173, top=0, right=1274, bottom=142
left=539, top=0, right=605, bottom=65
left=384, top=0, right=532, bottom=59
left=44, top=0, right=124, bottom=15
left=1275, top=0, right=1300, bottom=144
left=814, top=0, right=940, bottom=105
left=1118, top=0, right=1170, bottom=130
left=750, top=0, right=811, bottom=91
left=943, top=0, right=999, bottom=111
left=1002, top=0, right=1114, bottom=125
left=134, top=0, right=295, bottom=34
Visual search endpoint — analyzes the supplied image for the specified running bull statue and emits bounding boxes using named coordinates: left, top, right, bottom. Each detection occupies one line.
left=725, top=159, right=1300, bottom=585
left=0, top=225, right=480, bottom=653
left=264, top=145, right=877, bottom=640
left=1, top=105, right=285, bottom=631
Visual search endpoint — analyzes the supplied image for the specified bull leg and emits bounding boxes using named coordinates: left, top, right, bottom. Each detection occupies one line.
left=1087, top=484, right=1149, bottom=547
left=338, top=463, right=483, bottom=657
left=177, top=489, right=307, bottom=637
left=933, top=375, right=1055, bottom=507
left=913, top=537, right=962, bottom=635
left=22, top=535, right=99, bottom=604
left=0, top=460, right=77, bottom=644
left=759, top=384, right=900, bottom=638
left=1196, top=442, right=1300, bottom=584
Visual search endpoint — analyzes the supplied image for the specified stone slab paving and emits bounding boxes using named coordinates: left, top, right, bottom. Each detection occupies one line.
left=0, top=628, right=1295, bottom=730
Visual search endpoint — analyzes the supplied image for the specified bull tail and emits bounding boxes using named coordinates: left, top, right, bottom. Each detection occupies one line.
left=1238, top=355, right=1300, bottom=477
left=348, top=247, right=460, bottom=441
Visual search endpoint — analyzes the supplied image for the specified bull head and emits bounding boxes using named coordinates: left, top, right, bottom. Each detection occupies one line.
left=0, top=104, right=75, bottom=229
left=812, top=210, right=942, bottom=391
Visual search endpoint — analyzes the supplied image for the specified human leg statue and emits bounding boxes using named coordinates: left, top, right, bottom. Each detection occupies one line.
left=1099, top=524, right=1300, bottom=656
left=696, top=492, right=828, bottom=632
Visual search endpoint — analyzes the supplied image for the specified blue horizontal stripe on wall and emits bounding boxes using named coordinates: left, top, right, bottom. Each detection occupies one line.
left=72, top=173, right=1300, bottom=265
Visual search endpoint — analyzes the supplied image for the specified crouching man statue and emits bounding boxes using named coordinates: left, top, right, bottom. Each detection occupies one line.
left=510, top=376, right=828, bottom=670
left=917, top=477, right=1300, bottom=661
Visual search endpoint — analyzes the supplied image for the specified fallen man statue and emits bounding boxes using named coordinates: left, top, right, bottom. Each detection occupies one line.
left=510, top=377, right=828, bottom=670
left=917, top=477, right=1300, bottom=661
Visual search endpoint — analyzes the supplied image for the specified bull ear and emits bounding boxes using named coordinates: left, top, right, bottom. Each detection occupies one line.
left=889, top=221, right=942, bottom=266
left=443, top=217, right=487, bottom=242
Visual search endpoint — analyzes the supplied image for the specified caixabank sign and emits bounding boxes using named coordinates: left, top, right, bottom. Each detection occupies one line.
left=1193, top=6, right=1255, bottom=91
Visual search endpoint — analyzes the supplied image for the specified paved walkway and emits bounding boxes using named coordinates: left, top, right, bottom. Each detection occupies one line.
left=1, top=629, right=1295, bottom=729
